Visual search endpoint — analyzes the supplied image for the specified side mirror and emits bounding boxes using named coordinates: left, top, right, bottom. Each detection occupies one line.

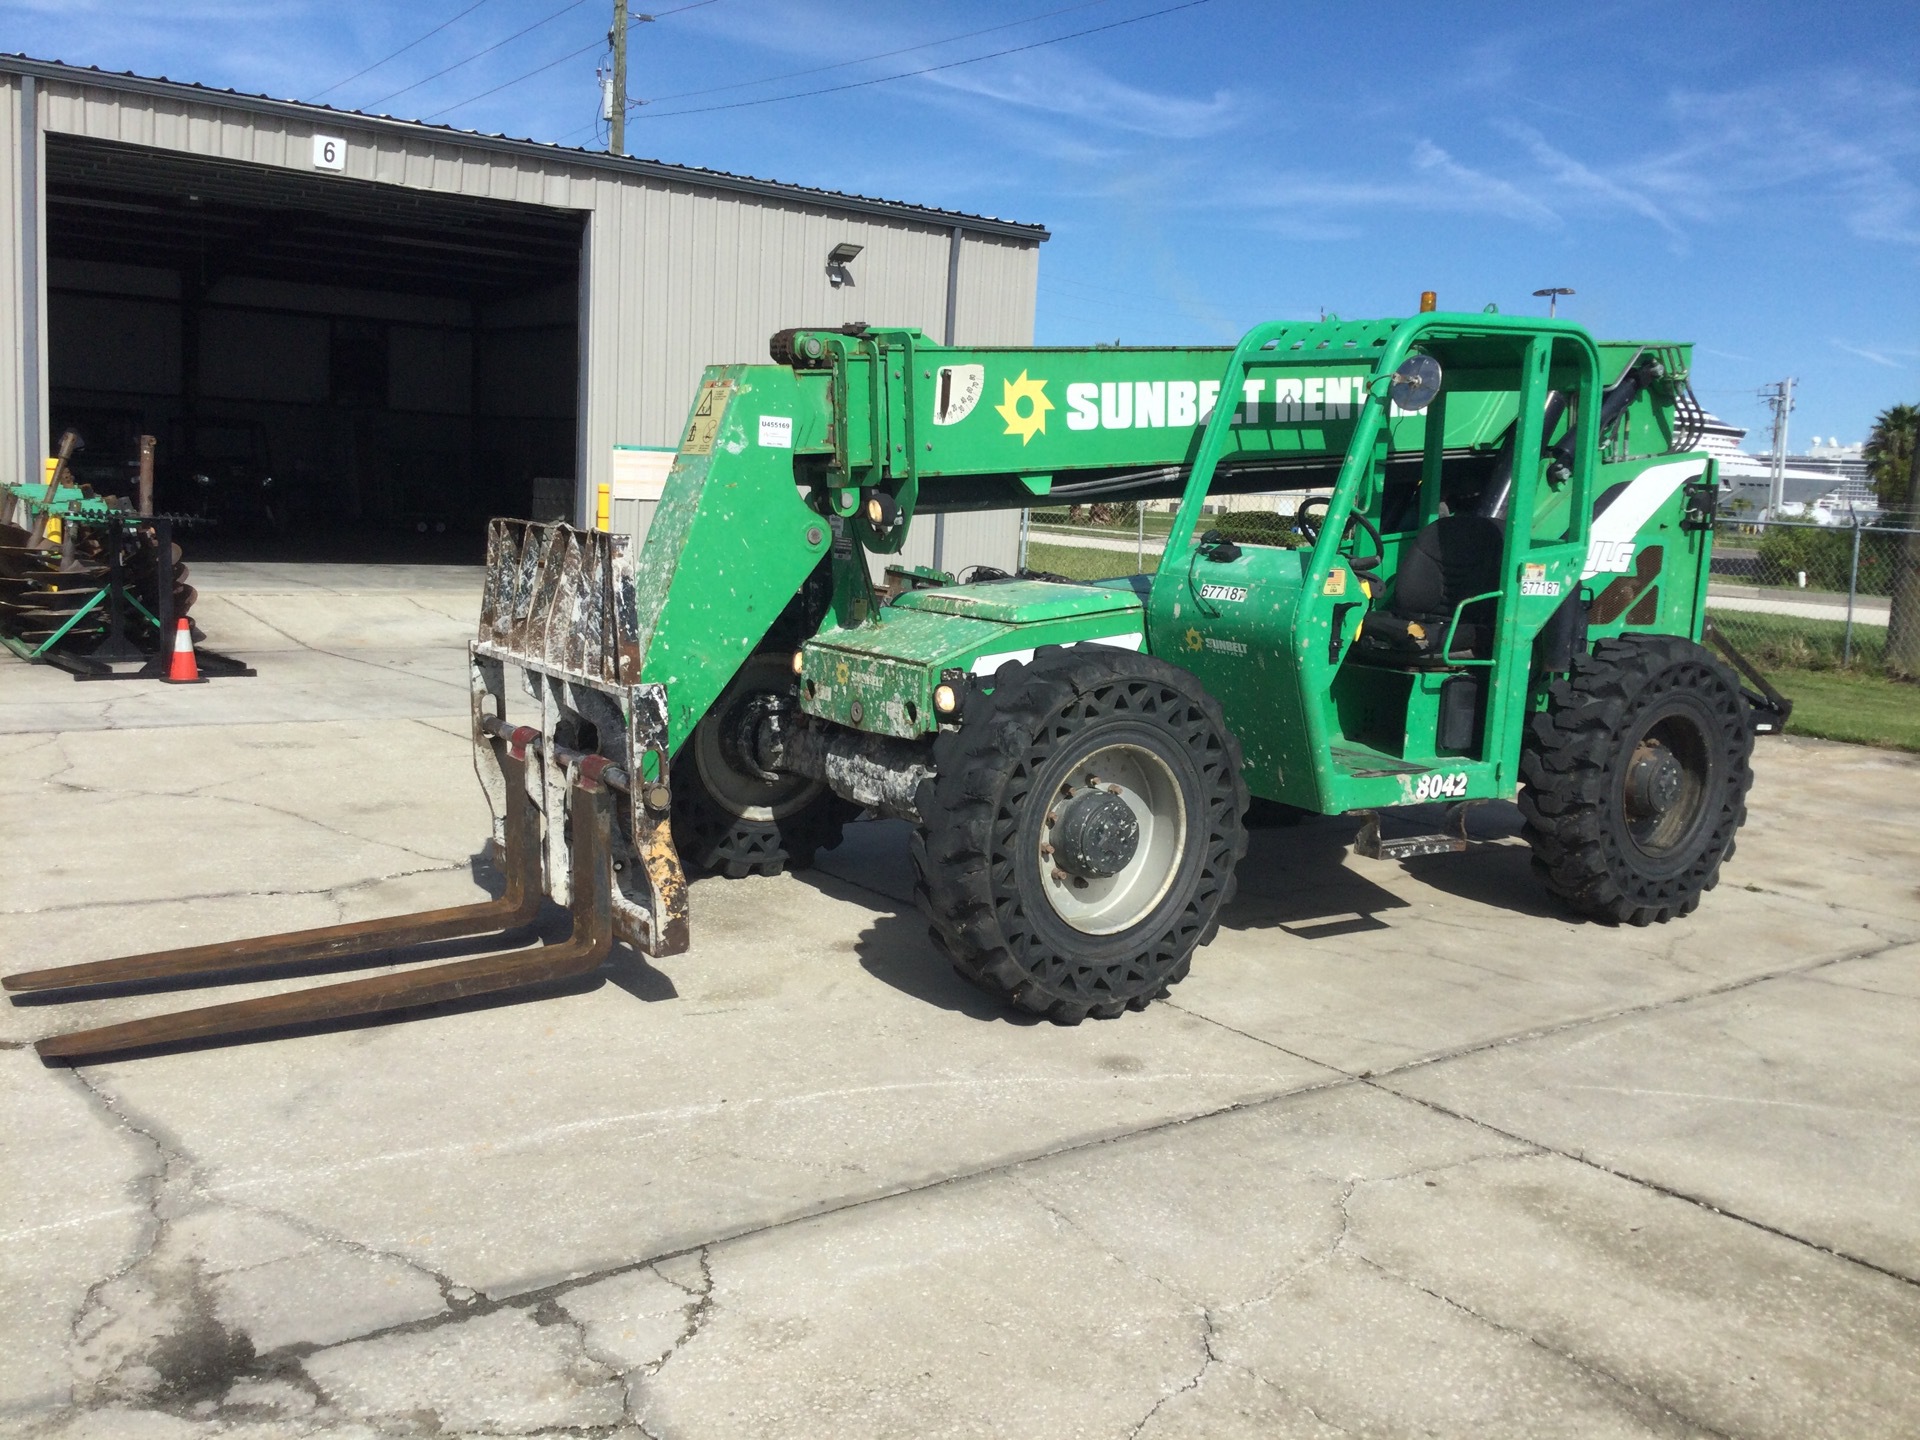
left=1382, top=354, right=1443, bottom=412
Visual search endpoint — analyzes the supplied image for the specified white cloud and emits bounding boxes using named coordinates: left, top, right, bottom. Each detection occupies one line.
left=1409, top=139, right=1562, bottom=228
left=1623, top=74, right=1920, bottom=249
left=1216, top=141, right=1563, bottom=232
left=1831, top=340, right=1914, bottom=369
left=642, top=0, right=1238, bottom=139
left=1495, top=121, right=1684, bottom=242
left=1174, top=65, right=1920, bottom=258
left=917, top=57, right=1238, bottom=141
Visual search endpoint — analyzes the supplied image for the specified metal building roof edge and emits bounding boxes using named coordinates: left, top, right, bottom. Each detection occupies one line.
left=0, top=54, right=1050, bottom=243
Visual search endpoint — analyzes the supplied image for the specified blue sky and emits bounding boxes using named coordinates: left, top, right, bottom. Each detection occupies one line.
left=7, top=0, right=1916, bottom=445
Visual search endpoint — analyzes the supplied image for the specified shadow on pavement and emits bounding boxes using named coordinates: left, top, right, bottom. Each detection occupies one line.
left=807, top=797, right=1592, bottom=1022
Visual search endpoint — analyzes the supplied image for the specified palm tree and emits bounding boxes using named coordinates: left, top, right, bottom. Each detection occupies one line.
left=1868, top=404, right=1920, bottom=676
left=1865, top=403, right=1919, bottom=514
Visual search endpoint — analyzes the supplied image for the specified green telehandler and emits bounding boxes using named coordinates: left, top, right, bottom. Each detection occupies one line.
left=9, top=308, right=1791, bottom=1057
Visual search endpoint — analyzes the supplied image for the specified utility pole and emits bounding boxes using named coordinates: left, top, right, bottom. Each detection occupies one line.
left=603, top=5, right=654, bottom=155
left=1762, top=378, right=1796, bottom=516
left=607, top=0, right=628, bottom=155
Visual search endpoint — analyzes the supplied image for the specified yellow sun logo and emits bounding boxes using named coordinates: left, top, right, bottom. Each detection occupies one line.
left=995, top=371, right=1053, bottom=444
left=1184, top=627, right=1205, bottom=651
left=834, top=660, right=850, bottom=685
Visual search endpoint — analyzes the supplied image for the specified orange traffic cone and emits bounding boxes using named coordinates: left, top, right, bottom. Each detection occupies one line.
left=162, top=617, right=205, bottom=684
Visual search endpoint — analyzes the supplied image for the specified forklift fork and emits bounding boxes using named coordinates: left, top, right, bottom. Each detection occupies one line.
left=5, top=750, right=615, bottom=1061
left=5, top=520, right=692, bottom=1062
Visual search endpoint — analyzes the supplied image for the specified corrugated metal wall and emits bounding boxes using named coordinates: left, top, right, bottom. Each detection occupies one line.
left=580, top=187, right=1039, bottom=574
left=0, top=77, right=28, bottom=484
left=892, top=230, right=1039, bottom=574
left=581, top=183, right=955, bottom=454
left=14, top=72, right=1038, bottom=568
left=953, top=231, right=1040, bottom=350
left=37, top=82, right=580, bottom=209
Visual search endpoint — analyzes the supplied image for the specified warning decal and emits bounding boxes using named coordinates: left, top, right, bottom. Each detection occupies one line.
left=683, top=381, right=733, bottom=455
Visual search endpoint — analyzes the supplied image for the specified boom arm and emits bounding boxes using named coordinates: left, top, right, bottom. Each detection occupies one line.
left=626, top=318, right=1689, bottom=751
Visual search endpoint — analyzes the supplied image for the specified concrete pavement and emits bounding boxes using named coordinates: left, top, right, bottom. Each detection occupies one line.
left=2, top=565, right=1917, bottom=1439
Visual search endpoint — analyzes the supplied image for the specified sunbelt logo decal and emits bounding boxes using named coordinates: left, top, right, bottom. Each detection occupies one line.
left=996, top=371, right=1053, bottom=444
left=985, top=370, right=1370, bottom=442
left=1066, top=376, right=1370, bottom=430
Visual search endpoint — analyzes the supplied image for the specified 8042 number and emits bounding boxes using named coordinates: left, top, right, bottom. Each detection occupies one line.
left=1411, top=771, right=1469, bottom=802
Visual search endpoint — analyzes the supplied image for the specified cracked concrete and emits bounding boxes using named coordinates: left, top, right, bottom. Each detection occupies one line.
left=303, top=1307, right=627, bottom=1434
left=4, top=565, right=1919, bottom=1438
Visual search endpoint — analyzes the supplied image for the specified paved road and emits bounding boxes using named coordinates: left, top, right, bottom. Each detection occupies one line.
left=3, top=566, right=1917, bottom=1439
left=1707, top=591, right=1890, bottom=627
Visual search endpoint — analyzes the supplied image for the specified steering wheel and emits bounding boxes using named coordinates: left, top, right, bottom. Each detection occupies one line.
left=1295, top=495, right=1383, bottom=562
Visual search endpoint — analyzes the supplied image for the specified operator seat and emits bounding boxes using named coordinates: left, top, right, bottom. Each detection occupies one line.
left=1352, top=513, right=1504, bottom=664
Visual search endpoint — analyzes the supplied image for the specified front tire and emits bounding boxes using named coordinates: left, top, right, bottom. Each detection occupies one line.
left=912, top=646, right=1247, bottom=1023
left=1519, top=634, right=1753, bottom=925
left=674, top=651, right=854, bottom=878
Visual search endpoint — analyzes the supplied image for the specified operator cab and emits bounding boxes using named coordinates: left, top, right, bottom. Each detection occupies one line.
left=1323, top=330, right=1598, bottom=766
left=1350, top=512, right=1504, bottom=663
left=1152, top=328, right=1591, bottom=785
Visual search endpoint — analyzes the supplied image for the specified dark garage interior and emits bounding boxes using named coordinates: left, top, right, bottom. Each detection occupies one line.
left=44, top=134, right=584, bottom=561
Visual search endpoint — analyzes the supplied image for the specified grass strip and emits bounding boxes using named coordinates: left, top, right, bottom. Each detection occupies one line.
left=1766, top=667, right=1920, bottom=753
left=1024, top=539, right=1148, bottom=581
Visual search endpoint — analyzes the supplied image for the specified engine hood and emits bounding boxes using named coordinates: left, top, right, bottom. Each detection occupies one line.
left=796, top=579, right=1148, bottom=739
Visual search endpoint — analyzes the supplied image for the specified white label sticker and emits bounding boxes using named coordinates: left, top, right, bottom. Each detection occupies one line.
left=758, top=414, right=793, bottom=449
left=933, top=364, right=986, bottom=425
left=312, top=134, right=347, bottom=171
left=1199, top=583, right=1248, bottom=603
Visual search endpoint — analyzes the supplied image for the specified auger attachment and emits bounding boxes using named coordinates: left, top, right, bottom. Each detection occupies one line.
left=5, top=520, right=690, bottom=1060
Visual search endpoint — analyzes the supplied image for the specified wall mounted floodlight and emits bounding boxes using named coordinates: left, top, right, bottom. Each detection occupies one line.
left=1532, top=286, right=1575, bottom=318
left=827, top=242, right=863, bottom=287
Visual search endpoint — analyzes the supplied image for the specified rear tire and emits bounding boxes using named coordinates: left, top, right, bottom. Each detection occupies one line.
left=912, top=646, right=1247, bottom=1023
left=1519, top=634, right=1753, bottom=925
left=674, top=651, right=854, bottom=878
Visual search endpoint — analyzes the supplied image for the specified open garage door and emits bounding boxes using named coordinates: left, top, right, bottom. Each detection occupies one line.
left=43, top=135, right=583, bottom=562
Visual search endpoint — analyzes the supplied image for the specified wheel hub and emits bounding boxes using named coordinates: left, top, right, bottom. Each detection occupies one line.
left=1036, top=744, right=1190, bottom=937
left=1050, top=788, right=1140, bottom=879
left=1623, top=741, right=1684, bottom=819
left=691, top=654, right=824, bottom=822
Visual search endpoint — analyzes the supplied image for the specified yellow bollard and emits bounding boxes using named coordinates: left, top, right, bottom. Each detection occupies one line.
left=596, top=482, right=612, bottom=533
left=42, top=458, right=62, bottom=543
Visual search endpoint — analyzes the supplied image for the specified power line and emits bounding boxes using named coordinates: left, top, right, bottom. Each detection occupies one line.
left=422, top=0, right=721, bottom=123
left=636, top=0, right=1116, bottom=108
left=308, top=0, right=498, bottom=102
left=366, top=0, right=595, bottom=110
left=632, top=0, right=1215, bottom=120
left=421, top=36, right=603, bottom=120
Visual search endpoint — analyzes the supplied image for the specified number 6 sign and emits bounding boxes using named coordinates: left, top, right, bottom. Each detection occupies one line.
left=312, top=134, right=346, bottom=171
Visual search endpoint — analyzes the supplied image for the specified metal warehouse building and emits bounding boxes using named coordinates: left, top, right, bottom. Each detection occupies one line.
left=0, top=56, right=1046, bottom=567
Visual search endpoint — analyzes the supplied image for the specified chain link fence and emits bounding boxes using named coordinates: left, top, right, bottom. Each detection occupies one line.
left=1016, top=503, right=1920, bottom=682
left=1022, top=501, right=1162, bottom=578
left=1709, top=514, right=1920, bottom=680
left=1021, top=497, right=1315, bottom=580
